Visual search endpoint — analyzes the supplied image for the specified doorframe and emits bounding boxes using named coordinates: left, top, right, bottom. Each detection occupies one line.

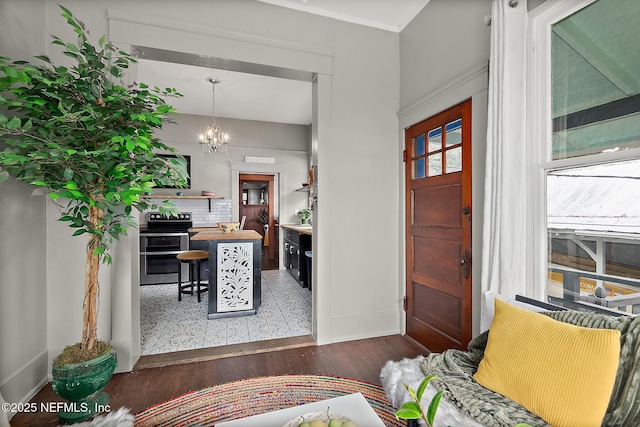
left=239, top=173, right=276, bottom=259
left=397, top=63, right=489, bottom=338
left=231, top=162, right=288, bottom=268
left=105, top=9, right=333, bottom=366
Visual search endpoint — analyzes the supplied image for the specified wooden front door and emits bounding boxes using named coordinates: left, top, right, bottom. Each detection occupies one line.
left=405, top=99, right=472, bottom=353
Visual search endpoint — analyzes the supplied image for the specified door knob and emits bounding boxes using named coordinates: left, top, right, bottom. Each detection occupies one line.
left=459, top=251, right=471, bottom=279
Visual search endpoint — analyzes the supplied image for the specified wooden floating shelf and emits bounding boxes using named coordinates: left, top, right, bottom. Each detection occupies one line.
left=144, top=195, right=224, bottom=199
left=143, top=195, right=225, bottom=211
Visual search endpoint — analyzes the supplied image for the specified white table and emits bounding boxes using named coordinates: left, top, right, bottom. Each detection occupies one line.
left=215, top=392, right=386, bottom=427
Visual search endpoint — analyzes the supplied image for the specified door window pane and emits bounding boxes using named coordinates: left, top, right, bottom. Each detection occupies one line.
left=414, top=134, right=425, bottom=156
left=414, top=158, right=425, bottom=179
left=446, top=147, right=462, bottom=173
left=445, top=119, right=462, bottom=147
left=428, top=128, right=442, bottom=153
left=428, top=153, right=442, bottom=176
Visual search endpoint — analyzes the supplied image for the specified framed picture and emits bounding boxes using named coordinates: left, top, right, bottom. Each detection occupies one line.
left=157, top=154, right=191, bottom=188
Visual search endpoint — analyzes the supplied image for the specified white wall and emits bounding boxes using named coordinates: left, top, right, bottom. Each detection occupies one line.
left=1, top=0, right=495, bottom=408
left=152, top=114, right=311, bottom=225
left=398, top=0, right=493, bottom=337
left=0, top=0, right=50, bottom=414
left=46, top=0, right=402, bottom=348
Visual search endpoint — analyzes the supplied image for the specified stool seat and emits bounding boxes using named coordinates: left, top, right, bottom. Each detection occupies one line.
left=177, top=250, right=209, bottom=302
left=177, top=250, right=208, bottom=261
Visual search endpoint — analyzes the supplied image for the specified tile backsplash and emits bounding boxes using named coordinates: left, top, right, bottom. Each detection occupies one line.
left=140, top=198, right=232, bottom=227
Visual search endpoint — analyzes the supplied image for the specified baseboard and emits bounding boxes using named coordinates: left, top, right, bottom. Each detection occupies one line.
left=0, top=350, right=49, bottom=421
left=330, top=310, right=401, bottom=343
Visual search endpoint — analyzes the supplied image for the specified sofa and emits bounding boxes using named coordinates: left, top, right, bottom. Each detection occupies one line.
left=381, top=292, right=640, bottom=427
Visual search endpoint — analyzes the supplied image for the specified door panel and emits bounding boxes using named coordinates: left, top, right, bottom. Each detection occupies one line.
left=413, top=184, right=461, bottom=227
left=405, top=99, right=472, bottom=353
left=414, top=238, right=461, bottom=284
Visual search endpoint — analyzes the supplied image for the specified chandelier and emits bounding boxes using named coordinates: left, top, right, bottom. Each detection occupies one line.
left=198, top=77, right=229, bottom=157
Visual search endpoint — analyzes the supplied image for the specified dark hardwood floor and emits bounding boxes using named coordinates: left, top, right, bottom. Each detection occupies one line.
left=262, top=246, right=279, bottom=270
left=10, top=335, right=427, bottom=426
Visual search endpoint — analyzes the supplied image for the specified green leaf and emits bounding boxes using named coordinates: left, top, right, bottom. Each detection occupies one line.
left=395, top=402, right=422, bottom=420
left=3, top=66, right=19, bottom=79
left=426, top=390, right=446, bottom=425
left=63, top=168, right=74, bottom=180
left=6, top=117, right=21, bottom=130
left=416, top=375, right=435, bottom=402
left=72, top=229, right=87, bottom=236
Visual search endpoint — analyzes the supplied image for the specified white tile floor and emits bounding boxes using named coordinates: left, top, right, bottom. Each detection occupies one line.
left=140, top=270, right=312, bottom=355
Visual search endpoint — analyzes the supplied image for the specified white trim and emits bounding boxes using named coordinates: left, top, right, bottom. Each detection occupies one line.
left=107, top=10, right=333, bottom=76
left=107, top=9, right=334, bottom=59
left=398, top=62, right=488, bottom=129
left=0, top=349, right=49, bottom=421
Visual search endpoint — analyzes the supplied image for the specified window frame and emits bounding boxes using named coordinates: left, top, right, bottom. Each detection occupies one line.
left=527, top=0, right=640, bottom=301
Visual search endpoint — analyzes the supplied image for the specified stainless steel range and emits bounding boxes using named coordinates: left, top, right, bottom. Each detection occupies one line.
left=139, top=212, right=193, bottom=285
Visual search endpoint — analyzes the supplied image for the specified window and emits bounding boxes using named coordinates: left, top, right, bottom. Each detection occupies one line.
left=532, top=0, right=640, bottom=315
left=411, top=118, right=462, bottom=178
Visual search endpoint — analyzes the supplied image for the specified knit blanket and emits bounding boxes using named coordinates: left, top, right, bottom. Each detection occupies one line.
left=419, top=310, right=640, bottom=427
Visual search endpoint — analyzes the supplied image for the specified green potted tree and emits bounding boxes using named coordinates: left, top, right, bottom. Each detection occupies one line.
left=0, top=6, right=187, bottom=423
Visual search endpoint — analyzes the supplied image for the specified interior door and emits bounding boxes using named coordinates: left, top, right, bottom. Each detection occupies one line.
left=405, top=99, right=472, bottom=353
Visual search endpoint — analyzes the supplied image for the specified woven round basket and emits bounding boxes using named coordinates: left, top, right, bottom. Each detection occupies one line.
left=283, top=411, right=352, bottom=427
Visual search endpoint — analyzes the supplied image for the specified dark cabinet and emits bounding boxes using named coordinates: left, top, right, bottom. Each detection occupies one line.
left=283, top=228, right=311, bottom=288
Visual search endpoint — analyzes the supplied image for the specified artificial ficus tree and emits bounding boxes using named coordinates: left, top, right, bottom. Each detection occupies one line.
left=0, top=6, right=188, bottom=359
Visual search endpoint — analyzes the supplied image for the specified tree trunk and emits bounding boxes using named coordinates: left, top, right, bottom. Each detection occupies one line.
left=81, top=205, right=103, bottom=351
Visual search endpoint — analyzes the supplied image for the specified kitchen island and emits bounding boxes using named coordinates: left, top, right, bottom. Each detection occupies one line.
left=191, top=229, right=262, bottom=319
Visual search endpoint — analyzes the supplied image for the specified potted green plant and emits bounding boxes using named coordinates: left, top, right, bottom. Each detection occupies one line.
left=0, top=6, right=186, bottom=423
left=297, top=208, right=311, bottom=224
left=396, top=377, right=533, bottom=427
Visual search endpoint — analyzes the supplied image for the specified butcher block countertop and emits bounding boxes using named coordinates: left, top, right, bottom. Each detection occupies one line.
left=191, top=229, right=262, bottom=241
left=279, top=224, right=313, bottom=236
left=188, top=226, right=221, bottom=233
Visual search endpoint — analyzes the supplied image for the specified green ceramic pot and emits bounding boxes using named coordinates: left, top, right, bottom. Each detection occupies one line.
left=51, top=346, right=117, bottom=423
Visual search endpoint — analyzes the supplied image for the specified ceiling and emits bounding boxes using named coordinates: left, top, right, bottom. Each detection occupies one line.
left=135, top=0, right=431, bottom=126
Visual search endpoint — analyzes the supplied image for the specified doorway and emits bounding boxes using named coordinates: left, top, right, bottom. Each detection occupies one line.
left=404, top=99, right=473, bottom=353
left=239, top=173, right=277, bottom=270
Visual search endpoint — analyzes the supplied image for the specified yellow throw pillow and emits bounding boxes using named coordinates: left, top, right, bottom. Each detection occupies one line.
left=474, top=298, right=620, bottom=427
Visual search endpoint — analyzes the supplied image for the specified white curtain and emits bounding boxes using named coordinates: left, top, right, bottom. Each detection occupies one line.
left=481, top=0, right=529, bottom=299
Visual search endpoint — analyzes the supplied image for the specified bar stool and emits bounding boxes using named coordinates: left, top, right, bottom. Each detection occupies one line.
left=177, top=250, right=209, bottom=302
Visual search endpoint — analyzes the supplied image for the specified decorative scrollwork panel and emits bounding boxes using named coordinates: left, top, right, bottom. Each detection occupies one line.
left=216, top=242, right=253, bottom=312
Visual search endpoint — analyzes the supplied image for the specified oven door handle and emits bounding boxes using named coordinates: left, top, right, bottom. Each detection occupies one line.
left=140, top=250, right=186, bottom=256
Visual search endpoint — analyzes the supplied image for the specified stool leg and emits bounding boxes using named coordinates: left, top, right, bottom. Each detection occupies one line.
left=178, top=259, right=182, bottom=301
left=189, top=262, right=194, bottom=295
left=196, top=260, right=202, bottom=303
